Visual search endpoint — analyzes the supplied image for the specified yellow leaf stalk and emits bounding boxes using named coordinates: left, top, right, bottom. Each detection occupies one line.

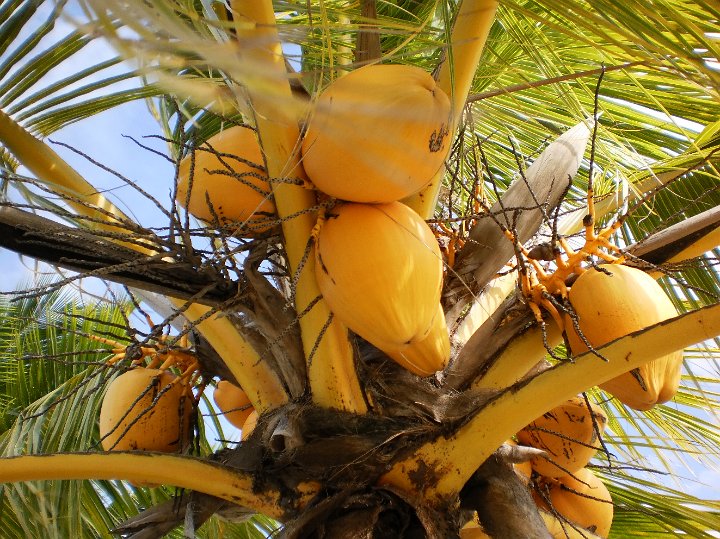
left=665, top=226, right=720, bottom=264
left=0, top=108, right=287, bottom=412
left=0, top=452, right=318, bottom=520
left=404, top=0, right=499, bottom=218
left=381, top=302, right=720, bottom=502
left=472, top=321, right=562, bottom=391
left=230, top=1, right=366, bottom=413
left=183, top=304, right=287, bottom=412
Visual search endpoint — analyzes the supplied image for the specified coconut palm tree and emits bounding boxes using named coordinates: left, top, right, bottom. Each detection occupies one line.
left=0, top=0, right=719, bottom=537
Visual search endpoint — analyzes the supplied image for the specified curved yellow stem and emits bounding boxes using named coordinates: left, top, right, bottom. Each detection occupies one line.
left=381, top=302, right=720, bottom=502
left=183, top=304, right=287, bottom=411
left=404, top=0, right=499, bottom=218
left=230, top=1, right=366, bottom=413
left=472, top=322, right=561, bottom=391
left=0, top=452, right=318, bottom=519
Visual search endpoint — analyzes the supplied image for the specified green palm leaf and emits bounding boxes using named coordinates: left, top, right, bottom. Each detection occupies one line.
left=0, top=0, right=161, bottom=171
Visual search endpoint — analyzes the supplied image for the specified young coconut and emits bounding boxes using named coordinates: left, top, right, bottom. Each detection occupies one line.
left=301, top=64, right=451, bottom=203
left=99, top=368, right=193, bottom=452
left=213, top=380, right=254, bottom=429
left=534, top=468, right=614, bottom=538
left=177, top=125, right=276, bottom=234
left=566, top=264, right=683, bottom=410
left=517, top=396, right=607, bottom=479
left=315, top=201, right=448, bottom=375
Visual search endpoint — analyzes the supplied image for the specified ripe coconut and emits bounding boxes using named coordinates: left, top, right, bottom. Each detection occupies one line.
left=315, top=201, right=445, bottom=374
left=517, top=396, right=607, bottom=479
left=301, top=64, right=451, bottom=203
left=99, top=368, right=193, bottom=452
left=177, top=125, right=276, bottom=234
left=566, top=264, right=683, bottom=410
left=535, top=468, right=614, bottom=538
left=213, top=380, right=254, bottom=429
left=384, top=303, right=450, bottom=376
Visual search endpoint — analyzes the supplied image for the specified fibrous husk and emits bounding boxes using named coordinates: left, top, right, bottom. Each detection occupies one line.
left=384, top=303, right=451, bottom=376
left=517, top=396, right=607, bottom=479
left=241, top=409, right=258, bottom=441
left=315, top=201, right=446, bottom=375
left=566, top=264, right=684, bottom=410
left=177, top=125, right=276, bottom=234
left=302, top=64, right=451, bottom=203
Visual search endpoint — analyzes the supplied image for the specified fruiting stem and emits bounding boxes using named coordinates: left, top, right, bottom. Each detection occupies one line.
left=230, top=1, right=366, bottom=413
left=380, top=302, right=720, bottom=502
left=183, top=304, right=287, bottom=412
left=472, top=322, right=561, bottom=390
left=558, top=146, right=719, bottom=236
left=404, top=0, right=499, bottom=218
left=0, top=452, right=318, bottom=519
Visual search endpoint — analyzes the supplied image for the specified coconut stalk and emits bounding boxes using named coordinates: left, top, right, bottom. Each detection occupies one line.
left=0, top=452, right=318, bottom=520
left=381, top=301, right=720, bottom=502
left=0, top=109, right=287, bottom=412
left=230, top=1, right=366, bottom=413
left=183, top=304, right=287, bottom=411
left=404, top=0, right=499, bottom=219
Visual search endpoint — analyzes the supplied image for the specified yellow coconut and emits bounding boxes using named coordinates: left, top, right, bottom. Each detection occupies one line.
left=384, top=303, right=450, bottom=376
left=517, top=396, right=607, bottom=479
left=536, top=468, right=614, bottom=538
left=241, top=409, right=259, bottom=441
left=177, top=125, right=276, bottom=234
left=99, top=368, right=193, bottom=452
left=315, top=201, right=445, bottom=374
left=566, top=264, right=683, bottom=410
left=301, top=64, right=451, bottom=203
left=213, top=380, right=254, bottom=429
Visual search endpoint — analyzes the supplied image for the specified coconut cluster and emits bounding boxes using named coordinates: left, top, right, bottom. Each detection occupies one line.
left=513, top=397, right=613, bottom=538
left=176, top=64, right=453, bottom=377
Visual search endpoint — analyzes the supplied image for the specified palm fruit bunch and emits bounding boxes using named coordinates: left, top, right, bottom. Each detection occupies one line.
left=515, top=397, right=613, bottom=538
left=177, top=64, right=453, bottom=376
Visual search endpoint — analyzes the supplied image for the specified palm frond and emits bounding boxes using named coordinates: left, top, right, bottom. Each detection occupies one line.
left=0, top=0, right=161, bottom=171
